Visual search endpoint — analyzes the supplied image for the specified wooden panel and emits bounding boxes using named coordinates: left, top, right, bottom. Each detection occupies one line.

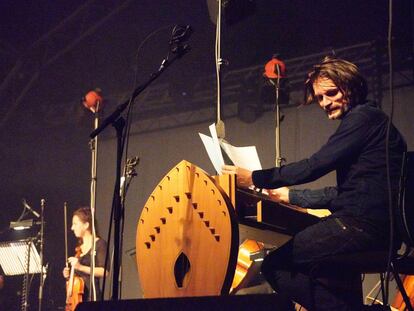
left=136, top=160, right=239, bottom=298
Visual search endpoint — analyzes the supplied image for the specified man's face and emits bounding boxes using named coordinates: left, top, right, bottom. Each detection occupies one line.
left=313, top=77, right=349, bottom=120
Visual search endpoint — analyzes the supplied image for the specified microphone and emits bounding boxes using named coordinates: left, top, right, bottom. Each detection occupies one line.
left=170, top=25, right=193, bottom=44
left=22, top=199, right=40, bottom=218
left=169, top=25, right=193, bottom=55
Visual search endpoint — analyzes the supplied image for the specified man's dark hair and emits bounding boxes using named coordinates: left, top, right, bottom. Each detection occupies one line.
left=304, top=56, right=368, bottom=106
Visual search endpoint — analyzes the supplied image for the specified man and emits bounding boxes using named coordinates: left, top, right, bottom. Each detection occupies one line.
left=222, top=56, right=406, bottom=310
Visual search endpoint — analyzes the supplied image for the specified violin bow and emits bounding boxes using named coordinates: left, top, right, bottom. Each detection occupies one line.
left=64, top=202, right=68, bottom=269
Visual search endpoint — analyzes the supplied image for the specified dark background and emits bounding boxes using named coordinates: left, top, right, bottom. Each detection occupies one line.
left=0, top=1, right=413, bottom=309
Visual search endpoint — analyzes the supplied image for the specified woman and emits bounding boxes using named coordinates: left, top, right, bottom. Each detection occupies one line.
left=63, top=207, right=108, bottom=301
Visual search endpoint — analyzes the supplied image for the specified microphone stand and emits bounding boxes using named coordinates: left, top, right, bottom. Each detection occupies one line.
left=89, top=103, right=100, bottom=301
left=273, top=64, right=282, bottom=167
left=215, top=0, right=226, bottom=140
left=91, top=40, right=190, bottom=301
left=89, top=46, right=189, bottom=140
left=38, top=199, right=45, bottom=311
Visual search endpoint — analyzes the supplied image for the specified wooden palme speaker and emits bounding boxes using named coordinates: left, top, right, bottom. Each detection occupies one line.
left=136, top=160, right=239, bottom=297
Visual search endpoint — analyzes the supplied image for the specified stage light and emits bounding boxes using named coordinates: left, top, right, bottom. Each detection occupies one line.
left=261, top=56, right=290, bottom=107
left=82, top=88, right=103, bottom=113
left=9, top=219, right=36, bottom=231
left=263, top=57, right=287, bottom=79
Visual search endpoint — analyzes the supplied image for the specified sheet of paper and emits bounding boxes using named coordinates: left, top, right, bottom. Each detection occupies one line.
left=220, top=141, right=262, bottom=171
left=199, top=132, right=224, bottom=174
left=208, top=123, right=223, bottom=164
left=199, top=123, right=261, bottom=175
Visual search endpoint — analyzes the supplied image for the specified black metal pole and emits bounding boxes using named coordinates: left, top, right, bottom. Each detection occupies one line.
left=22, top=240, right=31, bottom=311
left=38, top=199, right=45, bottom=310
left=111, top=117, right=125, bottom=300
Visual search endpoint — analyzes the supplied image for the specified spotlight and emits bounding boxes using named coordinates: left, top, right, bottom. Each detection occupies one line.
left=10, top=219, right=36, bottom=231
left=82, top=88, right=103, bottom=113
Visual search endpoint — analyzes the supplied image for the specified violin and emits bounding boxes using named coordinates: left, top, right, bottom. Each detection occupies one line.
left=64, top=203, right=84, bottom=311
left=65, top=246, right=85, bottom=311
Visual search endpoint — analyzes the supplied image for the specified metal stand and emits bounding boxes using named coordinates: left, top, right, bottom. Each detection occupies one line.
left=89, top=105, right=100, bottom=301
left=273, top=68, right=282, bottom=167
left=111, top=117, right=125, bottom=300
left=0, top=215, right=42, bottom=311
left=91, top=27, right=191, bottom=300
left=21, top=239, right=32, bottom=311
left=37, top=199, right=45, bottom=311
left=119, top=156, right=139, bottom=298
left=215, top=0, right=226, bottom=140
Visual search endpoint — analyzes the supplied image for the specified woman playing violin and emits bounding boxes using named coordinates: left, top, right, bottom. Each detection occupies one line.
left=62, top=207, right=108, bottom=301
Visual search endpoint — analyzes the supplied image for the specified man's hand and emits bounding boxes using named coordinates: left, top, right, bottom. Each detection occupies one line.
left=222, top=165, right=253, bottom=189
left=267, top=187, right=290, bottom=203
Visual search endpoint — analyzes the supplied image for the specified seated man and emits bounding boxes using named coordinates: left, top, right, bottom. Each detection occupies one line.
left=223, top=56, right=407, bottom=310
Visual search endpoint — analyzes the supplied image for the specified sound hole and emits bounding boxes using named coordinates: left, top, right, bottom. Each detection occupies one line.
left=174, top=252, right=191, bottom=288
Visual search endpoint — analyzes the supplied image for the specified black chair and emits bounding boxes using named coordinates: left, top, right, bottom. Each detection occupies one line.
left=316, top=152, right=414, bottom=310
left=389, top=151, right=414, bottom=310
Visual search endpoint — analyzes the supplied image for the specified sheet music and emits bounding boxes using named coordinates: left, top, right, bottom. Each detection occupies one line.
left=220, top=141, right=262, bottom=171
left=199, top=123, right=262, bottom=174
left=208, top=123, right=223, bottom=164
left=199, top=133, right=224, bottom=174
left=0, top=241, right=41, bottom=275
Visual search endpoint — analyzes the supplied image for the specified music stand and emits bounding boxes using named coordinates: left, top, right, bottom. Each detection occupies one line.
left=0, top=239, right=41, bottom=276
left=0, top=224, right=42, bottom=311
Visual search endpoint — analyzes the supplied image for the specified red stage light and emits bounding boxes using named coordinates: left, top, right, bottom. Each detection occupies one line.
left=263, top=57, right=286, bottom=79
left=82, top=89, right=102, bottom=113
